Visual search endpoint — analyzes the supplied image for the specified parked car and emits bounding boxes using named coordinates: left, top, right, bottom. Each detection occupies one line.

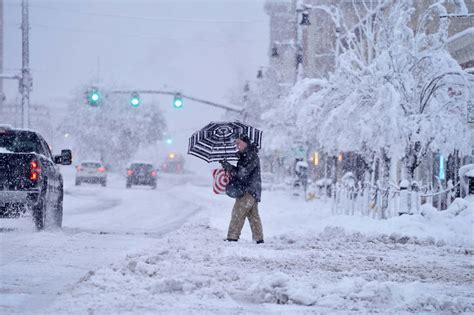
left=126, top=162, right=157, bottom=189
left=75, top=161, right=107, bottom=186
left=0, top=125, right=72, bottom=230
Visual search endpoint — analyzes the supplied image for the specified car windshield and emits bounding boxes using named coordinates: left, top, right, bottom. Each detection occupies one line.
left=0, top=131, right=42, bottom=154
left=131, top=164, right=153, bottom=171
left=82, top=162, right=102, bottom=168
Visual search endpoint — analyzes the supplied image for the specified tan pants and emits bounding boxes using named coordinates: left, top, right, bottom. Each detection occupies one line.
left=227, top=193, right=264, bottom=241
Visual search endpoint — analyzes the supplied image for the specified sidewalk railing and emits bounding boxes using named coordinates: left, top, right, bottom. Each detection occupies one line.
left=330, top=181, right=460, bottom=219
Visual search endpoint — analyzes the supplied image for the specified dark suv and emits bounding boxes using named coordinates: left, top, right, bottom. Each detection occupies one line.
left=126, top=163, right=157, bottom=189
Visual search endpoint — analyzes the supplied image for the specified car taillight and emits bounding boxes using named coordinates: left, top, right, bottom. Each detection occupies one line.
left=97, top=167, right=106, bottom=173
left=76, top=165, right=82, bottom=172
left=151, top=170, right=157, bottom=177
left=127, top=170, right=133, bottom=176
left=30, top=160, right=40, bottom=181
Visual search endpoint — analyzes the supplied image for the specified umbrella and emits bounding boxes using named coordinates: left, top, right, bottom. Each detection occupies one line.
left=188, top=121, right=262, bottom=163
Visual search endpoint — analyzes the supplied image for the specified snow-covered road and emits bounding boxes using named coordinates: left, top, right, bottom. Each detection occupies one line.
left=1, top=166, right=473, bottom=314
left=0, top=166, right=203, bottom=314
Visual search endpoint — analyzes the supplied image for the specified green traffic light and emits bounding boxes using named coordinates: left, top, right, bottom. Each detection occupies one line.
left=173, top=94, right=183, bottom=108
left=130, top=92, right=141, bottom=107
left=131, top=98, right=140, bottom=106
left=87, top=88, right=101, bottom=106
left=130, top=92, right=140, bottom=107
left=91, top=93, right=99, bottom=102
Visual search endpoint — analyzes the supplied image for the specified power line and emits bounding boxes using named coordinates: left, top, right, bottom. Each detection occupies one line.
left=5, top=21, right=267, bottom=45
left=6, top=3, right=267, bottom=24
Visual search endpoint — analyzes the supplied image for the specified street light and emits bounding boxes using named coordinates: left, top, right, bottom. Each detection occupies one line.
left=256, top=66, right=283, bottom=82
left=300, top=12, right=311, bottom=25
left=271, top=46, right=279, bottom=58
left=296, top=53, right=303, bottom=65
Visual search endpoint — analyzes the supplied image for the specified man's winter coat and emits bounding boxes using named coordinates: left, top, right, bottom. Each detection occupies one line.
left=222, top=145, right=262, bottom=202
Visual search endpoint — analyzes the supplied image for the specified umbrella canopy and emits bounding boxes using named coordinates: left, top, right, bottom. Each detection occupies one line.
left=188, top=121, right=262, bottom=163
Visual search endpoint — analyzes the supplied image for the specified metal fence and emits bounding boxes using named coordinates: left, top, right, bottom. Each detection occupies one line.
left=329, top=181, right=460, bottom=219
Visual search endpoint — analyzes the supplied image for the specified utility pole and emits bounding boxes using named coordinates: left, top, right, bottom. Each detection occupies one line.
left=295, top=0, right=304, bottom=83
left=21, top=0, right=31, bottom=128
left=0, top=0, right=4, bottom=111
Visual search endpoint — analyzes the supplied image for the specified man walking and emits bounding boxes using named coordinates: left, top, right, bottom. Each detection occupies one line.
left=220, top=134, right=264, bottom=244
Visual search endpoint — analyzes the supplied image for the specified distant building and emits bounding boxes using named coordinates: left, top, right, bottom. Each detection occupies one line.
left=264, top=0, right=473, bottom=81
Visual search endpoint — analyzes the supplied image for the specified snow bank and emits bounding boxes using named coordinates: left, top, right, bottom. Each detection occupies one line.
left=48, top=185, right=473, bottom=313
left=49, top=219, right=474, bottom=313
left=207, top=188, right=473, bottom=247
left=0, top=147, right=13, bottom=153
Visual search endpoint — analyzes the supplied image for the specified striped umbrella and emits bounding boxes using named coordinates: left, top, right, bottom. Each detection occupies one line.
left=188, top=121, right=262, bottom=163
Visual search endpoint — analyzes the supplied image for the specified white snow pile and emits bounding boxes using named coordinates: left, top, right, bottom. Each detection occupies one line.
left=0, top=147, right=13, bottom=153
left=49, top=193, right=473, bottom=313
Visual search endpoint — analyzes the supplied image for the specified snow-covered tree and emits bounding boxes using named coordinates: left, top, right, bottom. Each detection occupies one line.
left=267, top=0, right=472, bottom=181
left=60, top=84, right=167, bottom=168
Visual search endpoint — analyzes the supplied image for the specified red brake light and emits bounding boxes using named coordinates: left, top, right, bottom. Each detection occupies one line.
left=76, top=165, right=82, bottom=172
left=30, top=160, right=40, bottom=181
left=127, top=170, right=133, bottom=176
left=151, top=170, right=157, bottom=177
left=97, top=167, right=106, bottom=173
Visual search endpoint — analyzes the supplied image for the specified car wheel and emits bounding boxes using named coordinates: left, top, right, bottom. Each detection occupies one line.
left=53, top=194, right=63, bottom=229
left=126, top=182, right=131, bottom=189
left=32, top=197, right=46, bottom=230
left=151, top=183, right=157, bottom=190
left=101, top=179, right=107, bottom=187
left=75, top=179, right=81, bottom=186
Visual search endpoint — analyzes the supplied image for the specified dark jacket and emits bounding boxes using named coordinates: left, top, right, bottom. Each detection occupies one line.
left=223, top=145, right=262, bottom=202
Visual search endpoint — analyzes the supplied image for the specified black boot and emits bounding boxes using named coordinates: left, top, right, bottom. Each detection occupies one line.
left=256, top=240, right=264, bottom=244
left=225, top=238, right=238, bottom=242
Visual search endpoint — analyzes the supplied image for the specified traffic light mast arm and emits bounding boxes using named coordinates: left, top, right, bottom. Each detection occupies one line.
left=110, top=90, right=243, bottom=113
left=180, top=93, right=242, bottom=113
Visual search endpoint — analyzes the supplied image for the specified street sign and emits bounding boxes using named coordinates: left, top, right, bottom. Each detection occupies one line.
left=439, top=154, right=445, bottom=180
left=291, top=146, right=306, bottom=159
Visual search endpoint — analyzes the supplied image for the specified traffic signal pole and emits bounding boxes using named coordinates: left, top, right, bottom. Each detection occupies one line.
left=110, top=89, right=243, bottom=114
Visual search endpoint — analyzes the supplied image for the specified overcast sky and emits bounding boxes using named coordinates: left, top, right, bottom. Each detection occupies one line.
left=3, top=0, right=269, bottom=169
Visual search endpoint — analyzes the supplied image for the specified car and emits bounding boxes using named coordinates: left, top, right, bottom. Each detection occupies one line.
left=75, top=161, right=107, bottom=186
left=160, top=152, right=184, bottom=174
left=126, top=162, right=157, bottom=189
left=0, top=125, right=72, bottom=230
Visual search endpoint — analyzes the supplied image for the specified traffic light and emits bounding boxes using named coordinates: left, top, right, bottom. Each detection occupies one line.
left=173, top=93, right=183, bottom=108
left=130, top=92, right=140, bottom=107
left=87, top=87, right=101, bottom=106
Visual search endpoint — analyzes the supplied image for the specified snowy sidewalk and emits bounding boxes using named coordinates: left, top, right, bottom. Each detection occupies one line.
left=49, top=184, right=474, bottom=314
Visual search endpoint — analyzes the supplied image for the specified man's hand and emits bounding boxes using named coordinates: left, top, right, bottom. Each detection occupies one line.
left=219, top=160, right=232, bottom=172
